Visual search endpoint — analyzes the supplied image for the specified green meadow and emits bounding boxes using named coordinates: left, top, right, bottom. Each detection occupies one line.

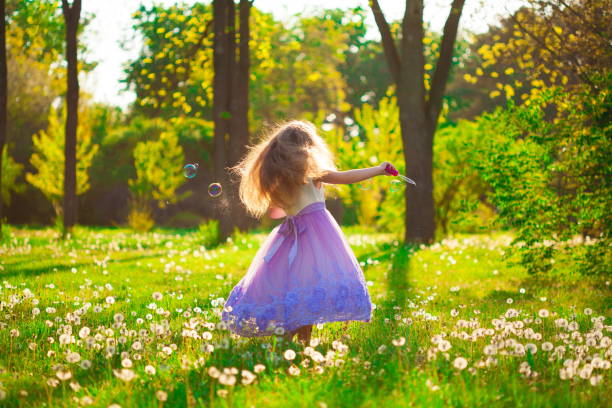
left=0, top=226, right=609, bottom=407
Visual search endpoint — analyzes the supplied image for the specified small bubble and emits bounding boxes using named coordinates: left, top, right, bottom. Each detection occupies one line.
left=208, top=183, right=222, bottom=197
left=184, top=164, right=197, bottom=179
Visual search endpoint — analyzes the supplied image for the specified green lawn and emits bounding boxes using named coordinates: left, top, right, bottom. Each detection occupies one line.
left=0, top=225, right=609, bottom=407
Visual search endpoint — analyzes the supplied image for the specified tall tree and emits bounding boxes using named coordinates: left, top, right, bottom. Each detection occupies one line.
left=61, top=0, right=80, bottom=232
left=370, top=0, right=465, bottom=244
left=213, top=0, right=251, bottom=238
left=0, top=0, right=6, bottom=238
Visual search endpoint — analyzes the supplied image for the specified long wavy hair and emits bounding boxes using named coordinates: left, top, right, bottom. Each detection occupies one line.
left=232, top=120, right=336, bottom=218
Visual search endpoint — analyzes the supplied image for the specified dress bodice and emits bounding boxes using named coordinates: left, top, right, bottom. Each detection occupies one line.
left=285, top=179, right=325, bottom=216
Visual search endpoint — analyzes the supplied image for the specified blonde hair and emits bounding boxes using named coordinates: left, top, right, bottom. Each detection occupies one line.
left=232, top=120, right=336, bottom=218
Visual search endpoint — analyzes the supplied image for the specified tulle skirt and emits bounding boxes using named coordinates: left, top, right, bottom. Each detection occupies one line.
left=221, top=201, right=372, bottom=337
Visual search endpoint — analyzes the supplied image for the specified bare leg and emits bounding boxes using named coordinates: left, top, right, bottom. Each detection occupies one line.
left=296, top=325, right=312, bottom=344
left=283, top=329, right=296, bottom=342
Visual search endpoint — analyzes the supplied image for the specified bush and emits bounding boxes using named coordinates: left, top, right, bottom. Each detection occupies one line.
left=1, top=145, right=25, bottom=207
left=198, top=219, right=220, bottom=248
left=470, top=80, right=611, bottom=275
left=26, top=107, right=99, bottom=221
left=127, top=205, right=154, bottom=233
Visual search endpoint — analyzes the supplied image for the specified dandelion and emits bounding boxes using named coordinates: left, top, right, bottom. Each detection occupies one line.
left=241, top=369, right=256, bottom=385
left=519, top=288, right=525, bottom=294
left=152, top=292, right=163, bottom=301
left=506, top=298, right=513, bottom=304
left=438, top=340, right=451, bottom=352
left=9, top=329, right=19, bottom=338
left=541, top=342, right=553, bottom=351
left=66, top=352, right=81, bottom=363
left=113, top=313, right=124, bottom=323
left=590, top=375, right=603, bottom=386
left=218, top=373, right=236, bottom=386
left=254, top=364, right=266, bottom=374
left=453, top=357, right=468, bottom=370
left=538, top=309, right=550, bottom=318
left=288, top=364, right=301, bottom=376
left=377, top=345, right=387, bottom=354
left=284, top=349, right=296, bottom=360
left=484, top=345, right=497, bottom=356
left=121, top=358, right=133, bottom=368
left=80, top=360, right=92, bottom=370
left=426, top=378, right=440, bottom=391
left=583, top=308, right=593, bottom=316
left=106, top=296, right=115, bottom=305
left=156, top=390, right=168, bottom=402
left=578, top=363, right=594, bottom=379
left=208, top=366, right=221, bottom=378
left=392, top=337, right=406, bottom=347
left=69, top=381, right=81, bottom=392
left=79, top=327, right=90, bottom=338
left=113, top=368, right=136, bottom=382
left=47, top=378, right=60, bottom=388
left=525, top=343, right=537, bottom=354
left=56, top=370, right=72, bottom=381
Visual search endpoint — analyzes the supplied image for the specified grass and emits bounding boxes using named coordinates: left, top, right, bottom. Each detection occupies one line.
left=0, top=225, right=609, bottom=407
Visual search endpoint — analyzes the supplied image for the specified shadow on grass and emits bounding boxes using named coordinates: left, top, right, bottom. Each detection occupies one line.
left=316, top=243, right=420, bottom=407
left=1, top=253, right=162, bottom=278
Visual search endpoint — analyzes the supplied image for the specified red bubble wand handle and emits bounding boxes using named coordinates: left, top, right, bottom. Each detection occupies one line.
left=385, top=164, right=416, bottom=186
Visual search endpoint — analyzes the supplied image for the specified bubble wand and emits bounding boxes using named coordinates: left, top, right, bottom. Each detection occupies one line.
left=385, top=163, right=416, bottom=186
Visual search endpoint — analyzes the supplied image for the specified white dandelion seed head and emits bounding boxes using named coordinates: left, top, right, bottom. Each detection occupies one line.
left=453, top=357, right=468, bottom=370
left=284, top=349, right=296, bottom=361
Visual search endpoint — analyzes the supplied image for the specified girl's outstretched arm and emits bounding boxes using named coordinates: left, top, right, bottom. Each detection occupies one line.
left=319, top=162, right=396, bottom=185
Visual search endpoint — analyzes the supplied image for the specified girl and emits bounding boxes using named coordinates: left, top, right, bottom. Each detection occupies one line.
left=221, top=120, right=396, bottom=344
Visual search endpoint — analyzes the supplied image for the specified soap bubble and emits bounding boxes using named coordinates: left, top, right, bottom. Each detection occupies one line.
left=208, top=183, right=222, bottom=197
left=184, top=164, right=198, bottom=179
left=389, top=180, right=403, bottom=192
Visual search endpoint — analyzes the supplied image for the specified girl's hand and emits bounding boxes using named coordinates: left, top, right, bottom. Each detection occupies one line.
left=379, top=162, right=398, bottom=176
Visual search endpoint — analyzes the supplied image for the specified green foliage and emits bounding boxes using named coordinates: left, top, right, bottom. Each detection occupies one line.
left=1, top=146, right=25, bottom=206
left=325, top=90, right=494, bottom=237
left=470, top=81, right=611, bottom=275
left=128, top=128, right=186, bottom=229
left=26, top=107, right=99, bottom=218
left=126, top=3, right=213, bottom=118
left=126, top=4, right=369, bottom=128
left=434, top=120, right=495, bottom=236
left=323, top=90, right=403, bottom=231
left=198, top=219, right=220, bottom=248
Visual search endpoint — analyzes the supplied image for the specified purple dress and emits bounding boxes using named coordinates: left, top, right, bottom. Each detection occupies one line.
left=221, top=199, right=372, bottom=337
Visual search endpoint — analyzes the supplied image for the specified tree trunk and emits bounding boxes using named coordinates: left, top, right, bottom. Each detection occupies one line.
left=212, top=0, right=232, bottom=238
left=371, top=0, right=465, bottom=244
left=213, top=0, right=252, bottom=238
left=0, top=0, right=6, bottom=238
left=213, top=0, right=229, bottom=181
left=62, top=0, right=81, bottom=233
left=228, top=0, right=251, bottom=230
